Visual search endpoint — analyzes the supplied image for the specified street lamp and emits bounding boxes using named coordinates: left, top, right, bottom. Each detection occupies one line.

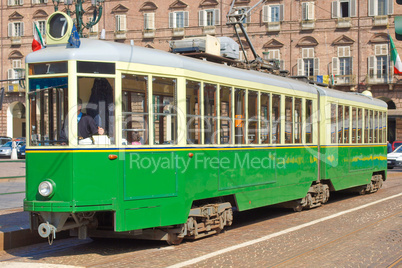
left=52, top=0, right=104, bottom=37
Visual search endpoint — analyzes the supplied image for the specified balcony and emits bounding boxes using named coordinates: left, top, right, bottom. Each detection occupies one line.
left=301, top=20, right=315, bottom=30
left=172, top=28, right=185, bottom=37
left=331, top=75, right=356, bottom=85
left=143, top=29, right=155, bottom=38
left=203, top=26, right=216, bottom=35
left=366, top=74, right=392, bottom=85
left=373, top=15, right=388, bottom=26
left=10, top=36, right=21, bottom=45
left=336, top=17, right=352, bottom=28
left=114, top=31, right=126, bottom=40
left=266, top=21, right=280, bottom=32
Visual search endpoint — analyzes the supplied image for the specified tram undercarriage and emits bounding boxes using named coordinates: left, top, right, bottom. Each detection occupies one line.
left=31, top=202, right=234, bottom=245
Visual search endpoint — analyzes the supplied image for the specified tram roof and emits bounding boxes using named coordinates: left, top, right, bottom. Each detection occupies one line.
left=26, top=39, right=386, bottom=108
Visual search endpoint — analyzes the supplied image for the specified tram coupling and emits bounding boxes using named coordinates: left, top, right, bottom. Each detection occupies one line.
left=33, top=211, right=95, bottom=243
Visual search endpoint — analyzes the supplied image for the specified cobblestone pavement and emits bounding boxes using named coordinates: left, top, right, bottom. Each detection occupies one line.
left=0, top=160, right=25, bottom=210
left=0, top=160, right=25, bottom=178
left=0, top=175, right=401, bottom=268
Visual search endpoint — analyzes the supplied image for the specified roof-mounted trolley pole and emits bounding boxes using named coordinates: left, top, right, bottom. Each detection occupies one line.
left=227, top=0, right=274, bottom=70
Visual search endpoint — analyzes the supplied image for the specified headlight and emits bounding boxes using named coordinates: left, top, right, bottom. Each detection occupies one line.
left=38, top=181, right=54, bottom=197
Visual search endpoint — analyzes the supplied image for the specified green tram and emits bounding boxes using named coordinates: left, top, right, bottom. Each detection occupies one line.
left=24, top=12, right=387, bottom=244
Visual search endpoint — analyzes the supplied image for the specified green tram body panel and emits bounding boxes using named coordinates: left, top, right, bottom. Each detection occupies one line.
left=321, top=145, right=387, bottom=190
left=24, top=144, right=384, bottom=232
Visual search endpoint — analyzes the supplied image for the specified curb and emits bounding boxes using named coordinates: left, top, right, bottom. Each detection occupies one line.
left=0, top=229, right=70, bottom=251
left=0, top=229, right=45, bottom=251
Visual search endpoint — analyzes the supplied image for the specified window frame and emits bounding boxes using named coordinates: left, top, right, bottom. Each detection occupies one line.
left=169, top=11, right=189, bottom=28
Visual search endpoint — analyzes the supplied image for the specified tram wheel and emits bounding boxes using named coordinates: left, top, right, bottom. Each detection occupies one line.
left=293, top=204, right=303, bottom=212
left=167, top=233, right=183, bottom=245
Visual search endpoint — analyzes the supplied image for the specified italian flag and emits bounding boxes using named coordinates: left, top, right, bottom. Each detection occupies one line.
left=390, top=35, right=402, bottom=75
left=32, top=23, right=45, bottom=52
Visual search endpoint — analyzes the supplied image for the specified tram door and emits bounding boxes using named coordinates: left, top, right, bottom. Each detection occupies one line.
left=122, top=75, right=178, bottom=214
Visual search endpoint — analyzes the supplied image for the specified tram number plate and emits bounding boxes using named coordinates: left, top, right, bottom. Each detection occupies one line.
left=387, top=161, right=391, bottom=164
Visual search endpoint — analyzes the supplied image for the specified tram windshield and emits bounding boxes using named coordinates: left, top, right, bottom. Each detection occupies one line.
left=28, top=77, right=68, bottom=146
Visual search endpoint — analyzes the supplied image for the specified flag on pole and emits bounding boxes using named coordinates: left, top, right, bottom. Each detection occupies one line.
left=68, top=24, right=81, bottom=48
left=390, top=34, right=402, bottom=75
left=32, top=23, right=45, bottom=52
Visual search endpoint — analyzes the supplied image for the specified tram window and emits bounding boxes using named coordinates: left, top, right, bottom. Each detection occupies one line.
left=352, top=107, right=357, bottom=144
left=77, top=61, right=115, bottom=74
left=248, top=90, right=258, bottom=144
left=77, top=77, right=115, bottom=145
left=285, top=96, right=293, bottom=144
left=204, top=83, right=217, bottom=144
left=294, top=98, right=302, bottom=144
left=235, top=88, right=245, bottom=144
left=338, top=105, right=344, bottom=143
left=383, top=112, right=387, bottom=143
left=122, top=74, right=149, bottom=145
left=153, top=77, right=177, bottom=145
left=306, top=99, right=313, bottom=143
left=369, top=110, right=374, bottom=143
left=364, top=109, right=369, bottom=143
left=331, top=104, right=337, bottom=144
left=344, top=106, right=350, bottom=143
left=379, top=112, right=383, bottom=143
left=220, top=86, right=232, bottom=144
left=374, top=111, right=379, bottom=143
left=272, top=94, right=281, bottom=144
left=28, top=77, right=68, bottom=146
left=29, top=61, right=68, bottom=75
left=358, top=108, right=362, bottom=143
left=186, top=80, right=201, bottom=145
left=260, top=93, right=270, bottom=144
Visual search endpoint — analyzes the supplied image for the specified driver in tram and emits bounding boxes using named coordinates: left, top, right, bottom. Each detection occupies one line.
left=60, top=98, right=104, bottom=143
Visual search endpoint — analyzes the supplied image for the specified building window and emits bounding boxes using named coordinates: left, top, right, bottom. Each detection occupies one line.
left=8, top=0, right=23, bottom=6
left=89, top=17, right=98, bottom=33
left=332, top=46, right=353, bottom=84
left=302, top=2, right=315, bottom=20
left=262, top=5, right=284, bottom=22
left=332, top=0, right=357, bottom=18
left=34, top=21, right=46, bottom=36
left=169, top=11, right=189, bottom=28
left=368, top=44, right=390, bottom=83
left=368, top=0, right=393, bottom=16
left=115, top=15, right=126, bottom=32
left=199, top=9, right=220, bottom=26
left=8, top=59, right=24, bottom=84
left=376, top=55, right=388, bottom=79
left=298, top=48, right=319, bottom=77
left=32, top=0, right=48, bottom=4
left=144, top=13, right=155, bottom=30
left=234, top=6, right=251, bottom=24
left=263, top=49, right=284, bottom=70
left=8, top=22, right=24, bottom=37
